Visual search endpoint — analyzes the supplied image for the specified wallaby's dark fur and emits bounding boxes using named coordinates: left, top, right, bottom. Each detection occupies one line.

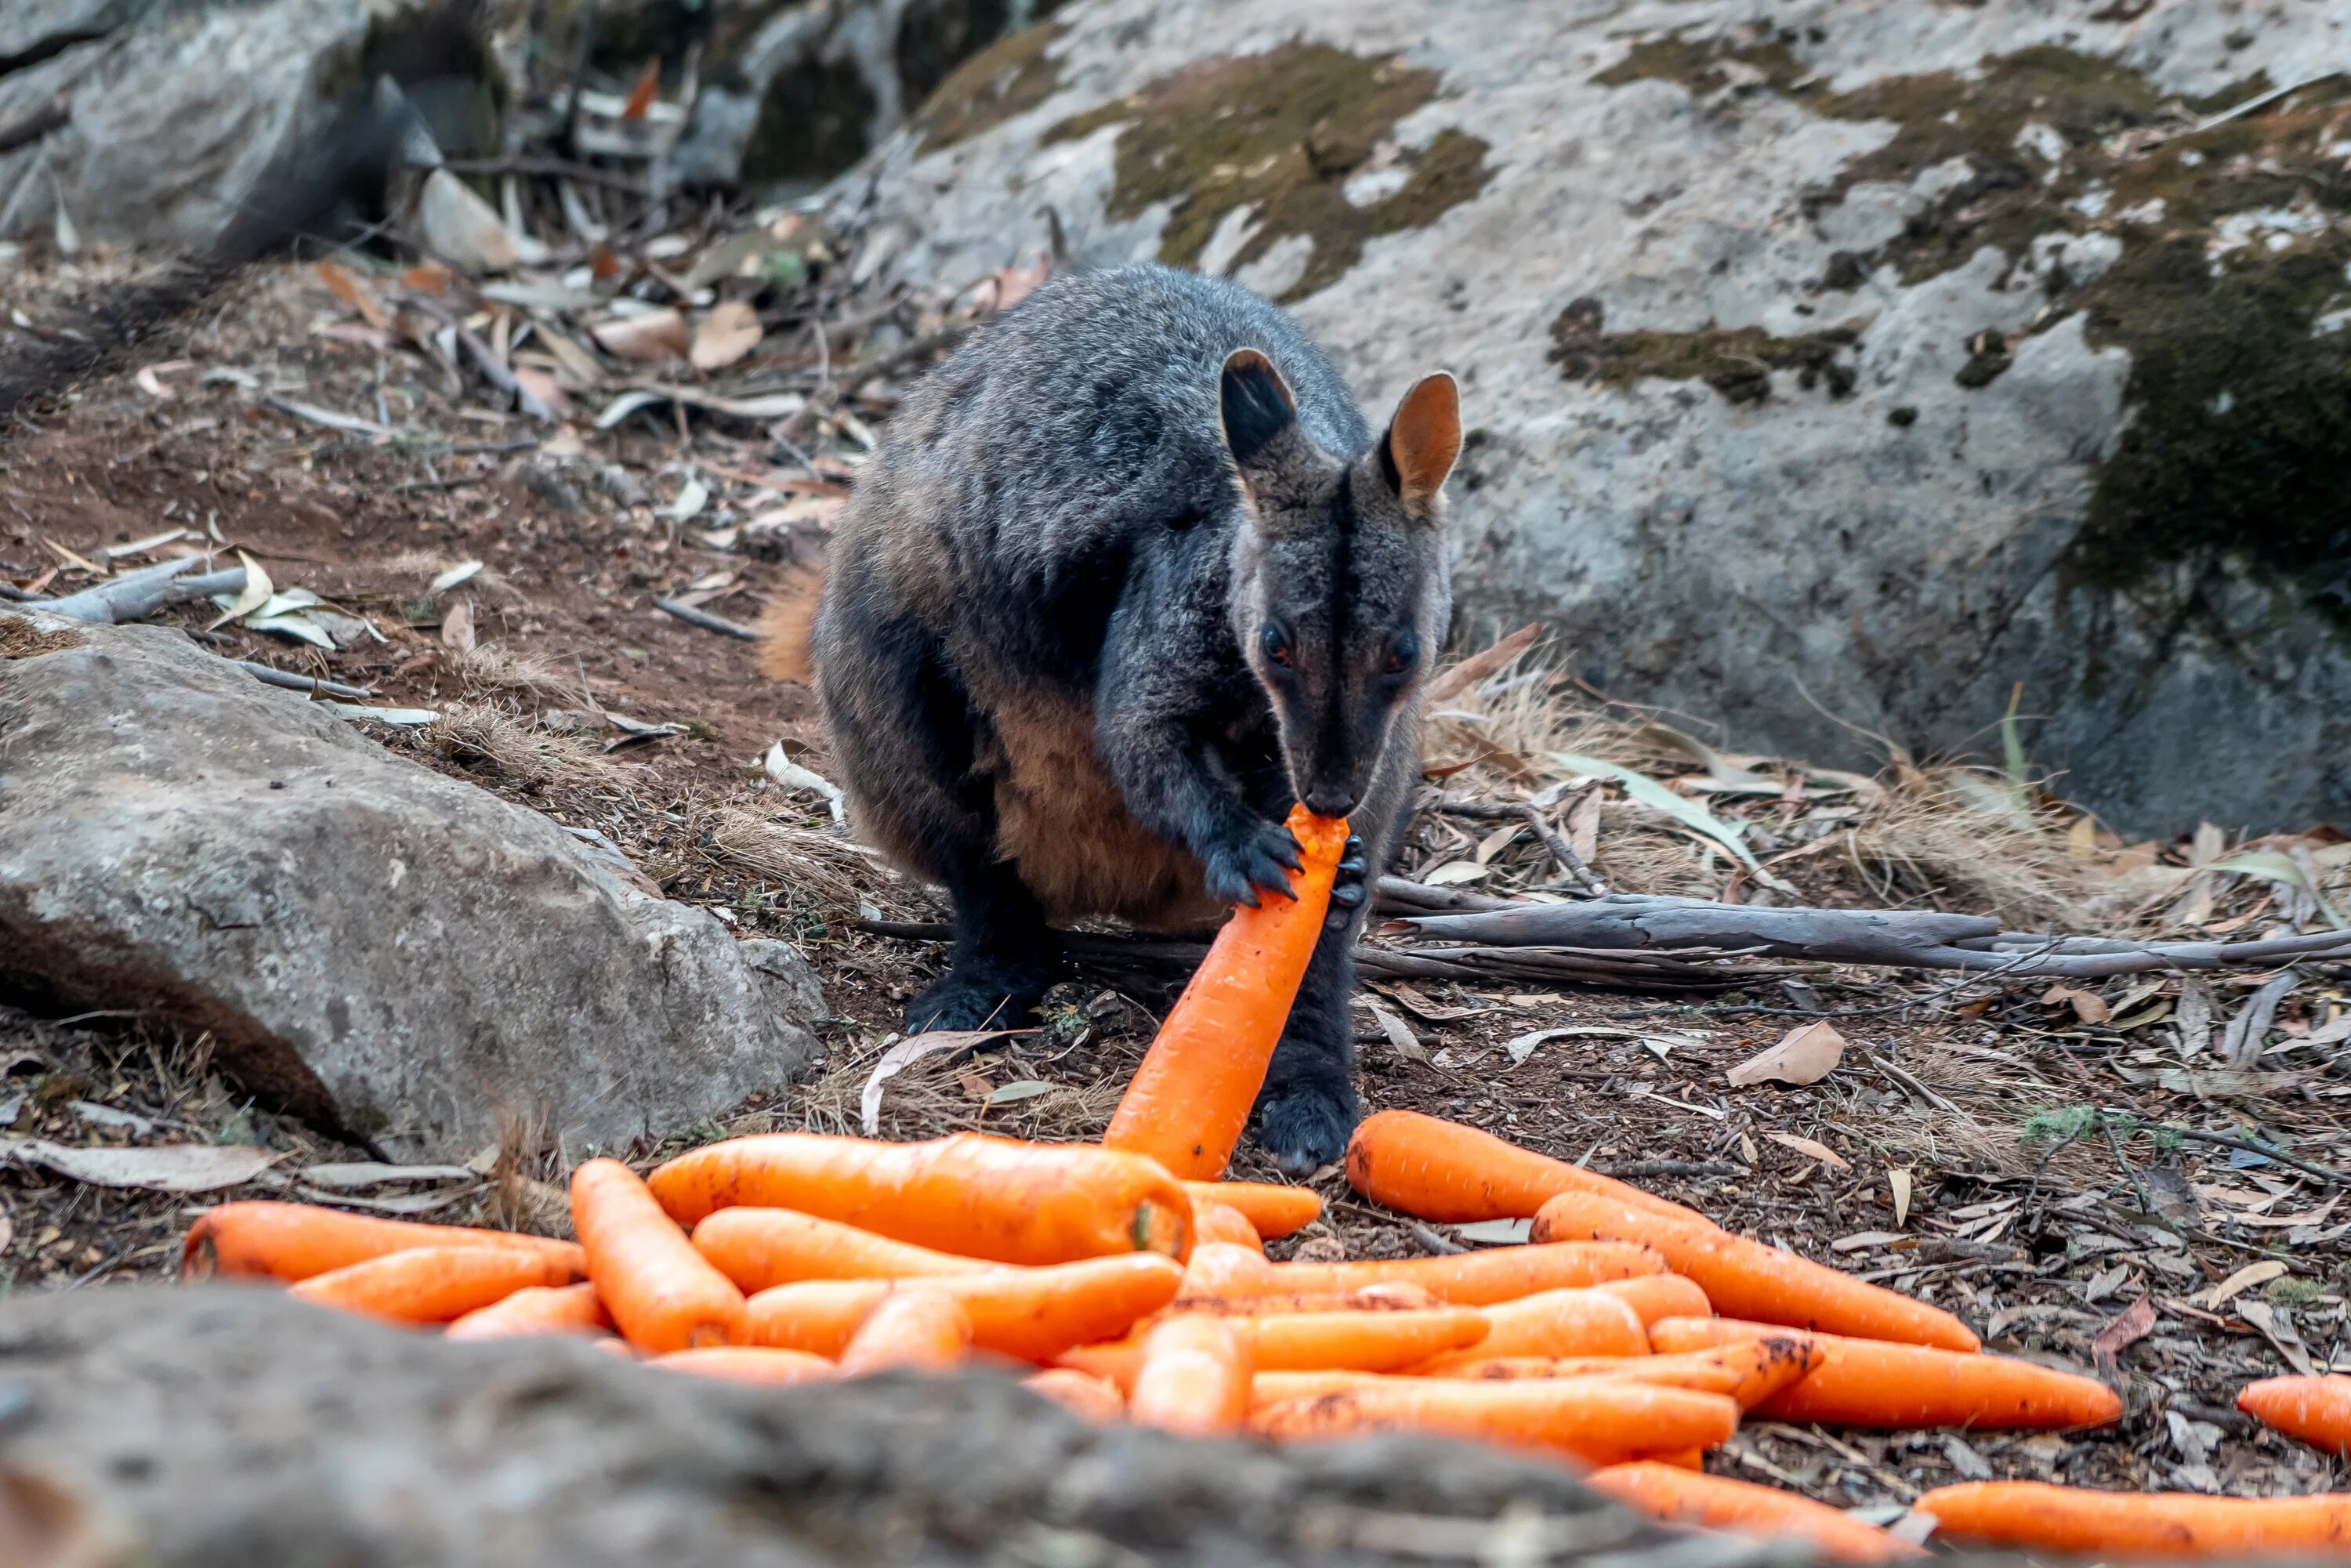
left=811, top=264, right=1459, bottom=1170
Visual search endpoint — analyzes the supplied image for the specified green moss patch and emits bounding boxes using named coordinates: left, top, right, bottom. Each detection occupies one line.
left=1043, top=42, right=1491, bottom=303
left=911, top=20, right=1067, bottom=155
left=1549, top=296, right=1859, bottom=404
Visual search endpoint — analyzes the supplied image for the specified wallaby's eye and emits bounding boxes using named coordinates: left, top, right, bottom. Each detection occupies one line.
left=1384, top=632, right=1420, bottom=675
left=1260, top=624, right=1293, bottom=668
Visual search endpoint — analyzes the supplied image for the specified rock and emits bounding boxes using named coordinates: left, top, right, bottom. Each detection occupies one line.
left=0, top=608, right=817, bottom=1161
left=0, top=1286, right=1675, bottom=1568
left=829, top=1, right=2351, bottom=834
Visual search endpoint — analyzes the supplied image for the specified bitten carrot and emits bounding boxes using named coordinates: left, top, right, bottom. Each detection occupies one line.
left=650, top=1347, right=836, bottom=1386
left=739, top=1253, right=1182, bottom=1362
left=1593, top=1274, right=1713, bottom=1327
left=648, top=1132, right=1193, bottom=1262
left=690, top=1208, right=989, bottom=1293
left=1130, top=1316, right=1255, bottom=1436
left=288, top=1245, right=579, bottom=1323
left=1266, top=1240, right=1665, bottom=1305
left=1186, top=1181, right=1321, bottom=1240
left=1589, top=1464, right=1924, bottom=1563
left=1412, top=1287, right=1646, bottom=1371
left=1533, top=1193, right=1979, bottom=1352
left=1433, top=1338, right=1820, bottom=1410
left=1648, top=1318, right=2117, bottom=1429
left=2239, top=1374, right=2351, bottom=1458
left=1252, top=1378, right=1738, bottom=1467
left=839, top=1287, right=974, bottom=1374
left=1916, top=1482, right=2351, bottom=1557
left=182, top=1200, right=585, bottom=1282
left=446, top=1282, right=611, bottom=1341
left=572, top=1157, right=745, bottom=1353
left=1179, top=1242, right=1277, bottom=1298
left=1193, top=1200, right=1265, bottom=1252
left=1103, top=805, right=1350, bottom=1179
left=1347, top=1110, right=1707, bottom=1226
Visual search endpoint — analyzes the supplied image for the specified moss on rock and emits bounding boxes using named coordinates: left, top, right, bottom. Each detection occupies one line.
left=911, top=19, right=1067, bottom=155
left=1549, top=296, right=1859, bottom=404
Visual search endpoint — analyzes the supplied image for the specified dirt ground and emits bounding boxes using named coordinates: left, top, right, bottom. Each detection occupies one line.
left=5, top=250, right=2351, bottom=1528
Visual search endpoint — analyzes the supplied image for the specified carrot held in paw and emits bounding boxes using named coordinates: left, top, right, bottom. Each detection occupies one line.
left=1347, top=1110, right=1706, bottom=1226
left=690, top=1207, right=989, bottom=1292
left=572, top=1157, right=745, bottom=1353
left=1185, top=1181, right=1321, bottom=1240
left=1191, top=1200, right=1265, bottom=1252
left=1533, top=1193, right=1978, bottom=1353
left=2238, top=1374, right=2351, bottom=1458
left=1103, top=805, right=1350, bottom=1180
left=1252, top=1377, right=1738, bottom=1467
left=1130, top=1316, right=1255, bottom=1436
left=289, top=1245, right=580, bottom=1324
left=839, top=1287, right=974, bottom=1374
left=648, top=1132, right=1192, bottom=1263
left=739, top=1253, right=1182, bottom=1362
left=182, top=1200, right=584, bottom=1282
left=1267, top=1240, right=1665, bottom=1305
left=1589, top=1464, right=1924, bottom=1563
left=1915, top=1481, right=2351, bottom=1557
left=1411, top=1287, right=1645, bottom=1371
left=1025, top=1367, right=1126, bottom=1423
left=446, top=1282, right=611, bottom=1341
left=1434, top=1338, right=1820, bottom=1410
left=1647, top=1317, right=2117, bottom=1429
left=650, top=1347, right=836, bottom=1386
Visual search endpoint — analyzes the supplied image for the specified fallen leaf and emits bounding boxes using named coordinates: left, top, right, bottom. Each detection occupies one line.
left=1890, top=1167, right=1913, bottom=1228
left=955, top=1070, right=995, bottom=1101
left=689, top=300, right=764, bottom=371
left=415, top=168, right=518, bottom=273
left=665, top=475, right=709, bottom=523
left=589, top=310, right=690, bottom=362
left=297, top=1162, right=478, bottom=1190
left=860, top=1030, right=1023, bottom=1135
left=984, top=1080, right=1055, bottom=1106
left=205, top=549, right=272, bottom=631
left=2224, top=1197, right=2339, bottom=1229
left=1367, top=1002, right=1432, bottom=1065
left=1831, top=1230, right=1907, bottom=1252
left=1554, top=752, right=1791, bottom=889
left=2092, top=1294, right=2156, bottom=1378
left=2238, top=1298, right=2317, bottom=1375
left=1453, top=1218, right=1534, bottom=1245
left=291, top=1186, right=473, bottom=1215
left=1764, top=1132, right=1851, bottom=1170
left=2041, top=984, right=2111, bottom=1025
left=621, top=57, right=661, bottom=119
left=763, top=741, right=846, bottom=827
left=1727, top=1021, right=1848, bottom=1088
left=2199, top=1259, right=2288, bottom=1309
left=0, top=1138, right=279, bottom=1192
left=510, top=365, right=572, bottom=419
left=0, top=1212, right=11, bottom=1253
left=400, top=260, right=455, bottom=293
left=1420, top=860, right=1489, bottom=886
left=1739, top=1132, right=1759, bottom=1165
left=315, top=259, right=390, bottom=329
left=440, top=597, right=476, bottom=653
left=1423, top=624, right=1542, bottom=704
left=428, top=559, right=484, bottom=596
left=1504, top=1024, right=1634, bottom=1065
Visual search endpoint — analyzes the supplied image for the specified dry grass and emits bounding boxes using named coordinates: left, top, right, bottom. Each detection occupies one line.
left=789, top=1037, right=1121, bottom=1143
left=422, top=701, right=618, bottom=791
left=1844, top=766, right=2092, bottom=928
left=700, top=806, right=878, bottom=920
left=450, top=643, right=582, bottom=708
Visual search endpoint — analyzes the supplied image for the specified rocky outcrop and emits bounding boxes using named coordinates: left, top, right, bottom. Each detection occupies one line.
left=0, top=607, right=819, bottom=1161
left=830, top=0, right=2351, bottom=834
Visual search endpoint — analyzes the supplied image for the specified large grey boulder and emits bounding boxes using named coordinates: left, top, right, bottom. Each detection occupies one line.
left=830, top=0, right=2351, bottom=835
left=0, top=608, right=817, bottom=1161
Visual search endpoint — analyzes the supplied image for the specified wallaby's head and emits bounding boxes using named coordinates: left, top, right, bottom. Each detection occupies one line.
left=1219, top=348, right=1460, bottom=820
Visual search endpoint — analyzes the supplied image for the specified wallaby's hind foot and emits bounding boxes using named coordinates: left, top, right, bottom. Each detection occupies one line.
left=1253, top=1064, right=1360, bottom=1175
left=904, top=954, right=1058, bottom=1034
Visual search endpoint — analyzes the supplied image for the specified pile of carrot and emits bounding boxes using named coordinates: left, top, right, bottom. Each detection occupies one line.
left=172, top=804, right=2349, bottom=1560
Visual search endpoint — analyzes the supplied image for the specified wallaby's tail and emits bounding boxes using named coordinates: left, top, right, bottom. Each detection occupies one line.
left=756, top=563, right=825, bottom=684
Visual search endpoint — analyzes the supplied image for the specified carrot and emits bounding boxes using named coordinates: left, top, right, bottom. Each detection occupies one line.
left=445, top=1282, right=611, bottom=1342
left=1593, top=1274, right=1712, bottom=1327
left=1347, top=1110, right=1706, bottom=1226
left=690, top=1207, right=989, bottom=1293
left=1532, top=1193, right=1978, bottom=1352
left=1648, top=1317, right=2117, bottom=1429
left=288, top=1244, right=579, bottom=1324
left=1434, top=1338, right=1821, bottom=1410
left=1024, top=1367, right=1126, bottom=1423
left=1655, top=1449, right=1704, bottom=1472
left=181, top=1200, right=584, bottom=1282
left=1412, top=1287, right=1645, bottom=1371
left=1915, top=1481, right=2351, bottom=1557
left=1179, top=1241, right=1276, bottom=1298
left=650, top=1347, right=836, bottom=1387
left=1186, top=1180, right=1321, bottom=1240
left=838, top=1287, right=974, bottom=1374
left=571, top=1157, right=745, bottom=1353
left=1252, top=1378, right=1739, bottom=1467
left=738, top=1253, right=1182, bottom=1362
left=647, top=1132, right=1193, bottom=1263
left=2238, top=1374, right=2351, bottom=1458
left=1158, top=1284, right=1441, bottom=1316
left=1103, top=805, right=1350, bottom=1179
left=1130, top=1316, right=1255, bottom=1436
left=1266, top=1240, right=1665, bottom=1305
left=1061, top=1307, right=1488, bottom=1392
left=1193, top=1200, right=1265, bottom=1252
left=1589, top=1464, right=1924, bottom=1563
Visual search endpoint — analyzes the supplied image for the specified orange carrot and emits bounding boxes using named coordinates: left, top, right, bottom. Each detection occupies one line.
left=1648, top=1317, right=2116, bottom=1429
left=1655, top=1449, right=1704, bottom=1472
left=1024, top=1367, right=1126, bottom=1423
left=1103, top=805, right=1350, bottom=1179
left=1590, top=1464, right=1924, bottom=1563
left=738, top=1253, right=1182, bottom=1362
left=838, top=1287, right=974, bottom=1374
left=648, top=1132, right=1193, bottom=1262
left=571, top=1157, right=745, bottom=1353
left=1347, top=1110, right=1707, bottom=1226
left=650, top=1347, right=836, bottom=1386
left=1159, top=1283, right=1442, bottom=1317
left=1434, top=1338, right=1820, bottom=1410
left=288, top=1244, right=579, bottom=1324
left=1060, top=1307, right=1488, bottom=1392
left=2239, top=1374, right=2351, bottom=1458
left=1266, top=1240, right=1665, bottom=1305
left=1916, top=1482, right=2351, bottom=1557
left=1533, top=1193, right=1978, bottom=1352
left=1593, top=1274, right=1712, bottom=1327
left=1252, top=1377, right=1738, bottom=1467
left=690, top=1207, right=989, bottom=1292
left=1179, top=1241, right=1276, bottom=1298
left=182, top=1200, right=584, bottom=1282
left=1186, top=1180, right=1321, bottom=1240
left=1413, top=1287, right=1646, bottom=1371
left=445, top=1282, right=611, bottom=1341
left=1193, top=1199, right=1265, bottom=1252
left=1130, top=1316, right=1255, bottom=1436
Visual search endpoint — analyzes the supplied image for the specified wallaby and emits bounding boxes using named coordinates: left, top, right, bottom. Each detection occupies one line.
left=781, top=263, right=1460, bottom=1171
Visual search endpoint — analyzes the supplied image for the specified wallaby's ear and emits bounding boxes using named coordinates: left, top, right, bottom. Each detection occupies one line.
left=1219, top=347, right=1298, bottom=469
left=1379, top=371, right=1461, bottom=517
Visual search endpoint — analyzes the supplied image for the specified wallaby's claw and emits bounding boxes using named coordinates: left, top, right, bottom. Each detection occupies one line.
left=1324, top=833, right=1371, bottom=928
left=1203, top=818, right=1302, bottom=907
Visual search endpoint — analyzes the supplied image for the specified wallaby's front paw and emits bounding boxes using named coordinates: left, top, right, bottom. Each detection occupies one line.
left=1325, top=834, right=1369, bottom=930
left=1200, top=817, right=1302, bottom=908
left=1252, top=1072, right=1360, bottom=1175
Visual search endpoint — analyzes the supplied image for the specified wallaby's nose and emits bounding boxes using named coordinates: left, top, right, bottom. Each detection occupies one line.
left=1303, top=787, right=1357, bottom=819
